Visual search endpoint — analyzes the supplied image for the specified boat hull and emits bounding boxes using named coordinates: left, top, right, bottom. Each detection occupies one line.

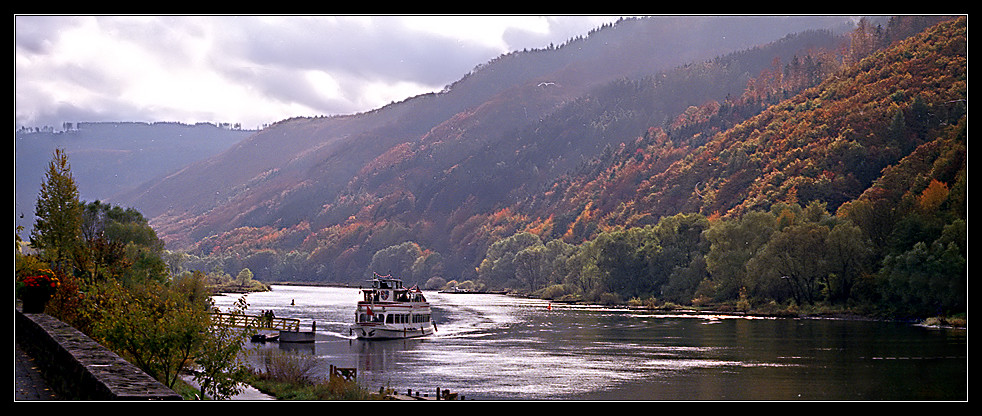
left=353, top=275, right=435, bottom=340
left=350, top=324, right=434, bottom=339
left=279, top=330, right=315, bottom=343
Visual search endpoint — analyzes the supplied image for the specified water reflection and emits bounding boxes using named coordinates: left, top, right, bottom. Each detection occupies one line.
left=213, top=286, right=966, bottom=400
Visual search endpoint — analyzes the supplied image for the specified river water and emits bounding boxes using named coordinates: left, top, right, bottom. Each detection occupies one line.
left=211, top=285, right=966, bottom=401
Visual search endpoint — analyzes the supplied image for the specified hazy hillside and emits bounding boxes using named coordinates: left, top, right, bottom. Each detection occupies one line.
left=15, top=121, right=253, bottom=235
left=123, top=16, right=858, bottom=249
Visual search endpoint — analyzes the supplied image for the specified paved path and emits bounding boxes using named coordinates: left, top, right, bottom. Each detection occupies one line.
left=180, top=374, right=276, bottom=400
left=14, top=344, right=61, bottom=400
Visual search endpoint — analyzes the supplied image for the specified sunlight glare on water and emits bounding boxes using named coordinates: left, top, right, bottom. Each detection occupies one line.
left=211, top=285, right=966, bottom=400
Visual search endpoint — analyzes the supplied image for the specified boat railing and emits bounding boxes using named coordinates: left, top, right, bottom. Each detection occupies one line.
left=209, top=312, right=301, bottom=332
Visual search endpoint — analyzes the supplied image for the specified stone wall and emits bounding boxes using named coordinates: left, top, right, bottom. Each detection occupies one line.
left=16, top=309, right=183, bottom=400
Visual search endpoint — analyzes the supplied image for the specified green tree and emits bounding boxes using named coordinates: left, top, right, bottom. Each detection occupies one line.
left=514, top=244, right=547, bottom=292
left=562, top=240, right=602, bottom=297
left=237, top=268, right=254, bottom=286
left=123, top=243, right=170, bottom=286
left=594, top=228, right=654, bottom=299
left=369, top=241, right=423, bottom=279
left=647, top=213, right=711, bottom=303
left=77, top=200, right=168, bottom=286
left=30, top=149, right=83, bottom=275
left=837, top=198, right=898, bottom=257
left=877, top=220, right=966, bottom=317
left=89, top=279, right=210, bottom=389
left=172, top=270, right=212, bottom=309
left=542, top=239, right=576, bottom=286
left=193, top=295, right=253, bottom=400
left=411, top=250, right=445, bottom=283
left=824, top=221, right=874, bottom=304
left=747, top=223, right=831, bottom=305
left=478, top=232, right=543, bottom=288
left=704, top=211, right=776, bottom=301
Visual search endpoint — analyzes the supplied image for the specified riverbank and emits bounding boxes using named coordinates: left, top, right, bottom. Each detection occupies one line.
left=534, top=293, right=967, bottom=329
left=247, top=281, right=966, bottom=329
left=209, top=281, right=272, bottom=294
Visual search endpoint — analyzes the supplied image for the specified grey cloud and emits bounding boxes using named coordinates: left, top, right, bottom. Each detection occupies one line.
left=15, top=15, right=77, bottom=55
left=15, top=15, right=622, bottom=128
left=205, top=16, right=507, bottom=116
left=230, top=17, right=501, bottom=86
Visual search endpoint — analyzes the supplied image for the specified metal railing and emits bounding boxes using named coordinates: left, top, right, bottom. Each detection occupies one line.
left=209, top=312, right=300, bottom=332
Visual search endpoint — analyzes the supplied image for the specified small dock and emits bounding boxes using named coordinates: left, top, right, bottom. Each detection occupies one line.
left=210, top=312, right=315, bottom=343
left=210, top=312, right=302, bottom=332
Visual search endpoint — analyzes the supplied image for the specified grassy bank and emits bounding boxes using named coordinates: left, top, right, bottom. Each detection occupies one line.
left=243, top=348, right=381, bottom=400
left=531, top=290, right=967, bottom=329
left=245, top=374, right=380, bottom=400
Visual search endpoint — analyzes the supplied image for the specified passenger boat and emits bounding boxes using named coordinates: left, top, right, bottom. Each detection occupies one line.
left=350, top=274, right=435, bottom=339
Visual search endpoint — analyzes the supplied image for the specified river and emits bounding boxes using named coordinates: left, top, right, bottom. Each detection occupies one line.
left=211, top=285, right=966, bottom=401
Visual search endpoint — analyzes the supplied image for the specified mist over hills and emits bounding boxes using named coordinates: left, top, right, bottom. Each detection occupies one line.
left=15, top=122, right=253, bottom=235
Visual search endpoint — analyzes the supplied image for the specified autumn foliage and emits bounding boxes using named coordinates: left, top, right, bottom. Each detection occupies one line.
left=171, top=17, right=964, bottom=319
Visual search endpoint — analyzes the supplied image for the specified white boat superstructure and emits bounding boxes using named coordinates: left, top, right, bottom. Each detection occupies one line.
left=350, top=274, right=435, bottom=339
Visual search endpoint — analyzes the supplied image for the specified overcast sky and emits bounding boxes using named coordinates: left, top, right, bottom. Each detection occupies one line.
left=15, top=15, right=625, bottom=130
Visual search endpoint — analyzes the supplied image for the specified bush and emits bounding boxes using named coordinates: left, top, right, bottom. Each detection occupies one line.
left=246, top=374, right=379, bottom=400
left=538, top=284, right=572, bottom=300
left=424, top=276, right=447, bottom=290
left=595, top=292, right=622, bottom=305
left=253, top=348, right=320, bottom=385
left=245, top=349, right=379, bottom=400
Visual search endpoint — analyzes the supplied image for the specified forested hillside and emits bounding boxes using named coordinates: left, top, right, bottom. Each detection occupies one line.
left=156, top=16, right=964, bottom=318
left=128, top=16, right=855, bottom=247
left=516, top=15, right=966, bottom=234
left=462, top=16, right=965, bottom=318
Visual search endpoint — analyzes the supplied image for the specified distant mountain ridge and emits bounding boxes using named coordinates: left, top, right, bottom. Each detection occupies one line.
left=15, top=121, right=253, bottom=235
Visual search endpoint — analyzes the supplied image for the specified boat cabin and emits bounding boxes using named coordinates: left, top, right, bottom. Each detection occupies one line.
left=362, top=275, right=426, bottom=303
